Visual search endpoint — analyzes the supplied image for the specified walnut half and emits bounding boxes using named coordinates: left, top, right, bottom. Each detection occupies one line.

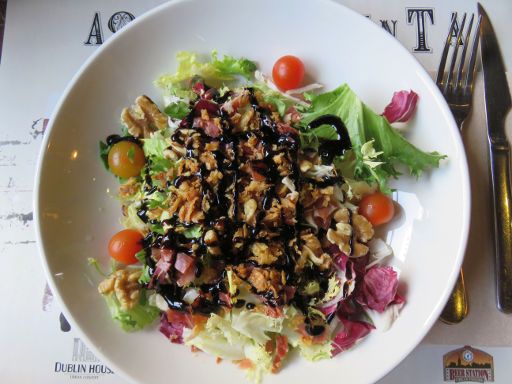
left=98, top=269, right=142, bottom=311
left=121, top=95, right=168, bottom=138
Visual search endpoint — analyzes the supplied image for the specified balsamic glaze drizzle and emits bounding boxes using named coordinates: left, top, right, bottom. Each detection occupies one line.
left=307, top=114, right=351, bottom=164
left=129, top=86, right=352, bottom=320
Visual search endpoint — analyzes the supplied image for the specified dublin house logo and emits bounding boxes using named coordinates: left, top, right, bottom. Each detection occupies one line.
left=443, top=346, right=494, bottom=383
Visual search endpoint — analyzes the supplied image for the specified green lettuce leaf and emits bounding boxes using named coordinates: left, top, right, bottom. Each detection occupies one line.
left=146, top=191, right=167, bottom=209
left=210, top=50, right=257, bottom=79
left=87, top=257, right=108, bottom=277
left=138, top=265, right=151, bottom=284
left=164, top=101, right=190, bottom=119
left=99, top=141, right=110, bottom=170
left=150, top=222, right=166, bottom=235
left=142, top=132, right=170, bottom=157
left=252, top=82, right=293, bottom=116
left=183, top=225, right=202, bottom=239
left=120, top=203, right=147, bottom=232
left=155, top=50, right=256, bottom=93
left=134, top=249, right=146, bottom=263
left=142, top=132, right=174, bottom=178
left=102, top=289, right=159, bottom=332
left=299, top=123, right=338, bottom=150
left=300, top=84, right=446, bottom=192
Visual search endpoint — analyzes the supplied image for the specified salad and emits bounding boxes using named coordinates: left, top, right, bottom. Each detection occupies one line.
left=94, top=51, right=444, bottom=382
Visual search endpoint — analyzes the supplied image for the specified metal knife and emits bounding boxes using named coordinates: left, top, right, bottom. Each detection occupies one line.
left=478, top=3, right=512, bottom=313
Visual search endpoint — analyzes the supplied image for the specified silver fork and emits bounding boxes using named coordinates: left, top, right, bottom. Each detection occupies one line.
left=436, top=12, right=481, bottom=324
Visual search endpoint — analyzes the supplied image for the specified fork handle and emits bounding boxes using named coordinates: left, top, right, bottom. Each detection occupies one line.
left=440, top=270, right=468, bottom=324
left=489, top=141, right=512, bottom=313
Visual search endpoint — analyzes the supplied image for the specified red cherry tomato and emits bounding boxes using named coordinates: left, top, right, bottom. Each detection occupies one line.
left=108, top=229, right=143, bottom=265
left=107, top=141, right=146, bottom=179
left=272, top=55, right=305, bottom=91
left=358, top=192, right=395, bottom=226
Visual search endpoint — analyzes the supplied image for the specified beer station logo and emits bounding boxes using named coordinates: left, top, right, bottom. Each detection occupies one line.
left=53, top=338, right=114, bottom=380
left=443, top=346, right=494, bottom=383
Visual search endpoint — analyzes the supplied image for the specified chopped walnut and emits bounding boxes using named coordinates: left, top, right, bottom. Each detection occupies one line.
left=147, top=207, right=163, bottom=221
left=320, top=186, right=334, bottom=196
left=248, top=267, right=282, bottom=296
left=294, top=249, right=308, bottom=273
left=239, top=108, right=255, bottom=130
left=230, top=112, right=242, bottom=126
left=273, top=152, right=291, bottom=176
left=206, top=170, right=223, bottom=186
left=352, top=242, right=369, bottom=258
left=250, top=242, right=280, bottom=265
left=276, top=183, right=289, bottom=198
left=326, top=208, right=371, bottom=257
left=333, top=207, right=350, bottom=223
left=200, top=109, right=210, bottom=120
left=208, top=245, right=222, bottom=256
left=98, top=269, right=142, bottom=311
left=205, top=141, right=220, bottom=152
left=226, top=267, right=246, bottom=291
left=178, top=158, right=200, bottom=175
left=327, top=222, right=352, bottom=255
left=244, top=180, right=270, bottom=194
left=239, top=180, right=270, bottom=205
left=169, top=179, right=204, bottom=223
left=300, top=184, right=333, bottom=210
left=204, top=229, right=218, bottom=245
left=234, top=263, right=252, bottom=279
left=281, top=192, right=298, bottom=226
left=244, top=199, right=258, bottom=226
left=271, top=111, right=281, bottom=122
left=121, top=95, right=167, bottom=138
left=199, top=151, right=217, bottom=170
left=353, top=214, right=374, bottom=243
left=118, top=177, right=140, bottom=199
left=301, top=232, right=323, bottom=256
left=255, top=229, right=281, bottom=241
left=240, top=135, right=264, bottom=160
left=300, top=232, right=332, bottom=270
left=233, top=224, right=249, bottom=240
left=299, top=159, right=313, bottom=172
left=233, top=225, right=249, bottom=252
left=262, top=200, right=282, bottom=227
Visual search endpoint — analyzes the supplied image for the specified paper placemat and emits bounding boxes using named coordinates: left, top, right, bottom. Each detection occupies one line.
left=1, top=0, right=512, bottom=382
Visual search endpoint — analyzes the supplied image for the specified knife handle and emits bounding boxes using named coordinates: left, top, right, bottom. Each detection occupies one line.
left=489, top=141, right=512, bottom=313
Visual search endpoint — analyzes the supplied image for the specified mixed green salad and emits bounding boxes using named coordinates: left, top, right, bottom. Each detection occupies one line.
left=94, top=51, right=444, bottom=382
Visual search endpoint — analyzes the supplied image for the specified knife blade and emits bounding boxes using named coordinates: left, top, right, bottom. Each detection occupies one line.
left=478, top=2, right=512, bottom=313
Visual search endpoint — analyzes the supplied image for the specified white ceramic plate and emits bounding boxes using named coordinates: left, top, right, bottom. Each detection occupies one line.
left=35, top=0, right=470, bottom=383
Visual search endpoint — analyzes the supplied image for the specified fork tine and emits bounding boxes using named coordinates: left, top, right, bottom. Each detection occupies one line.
left=436, top=13, right=458, bottom=86
left=455, top=14, right=475, bottom=88
left=444, top=13, right=467, bottom=93
left=464, top=15, right=482, bottom=90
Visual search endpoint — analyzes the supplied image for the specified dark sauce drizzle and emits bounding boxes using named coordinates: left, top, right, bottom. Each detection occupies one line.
left=129, top=86, right=352, bottom=326
left=307, top=114, right=351, bottom=164
left=106, top=134, right=142, bottom=147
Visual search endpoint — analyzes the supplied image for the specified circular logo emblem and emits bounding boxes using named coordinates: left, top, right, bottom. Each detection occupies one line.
left=462, top=349, right=474, bottom=362
left=108, top=11, right=135, bottom=33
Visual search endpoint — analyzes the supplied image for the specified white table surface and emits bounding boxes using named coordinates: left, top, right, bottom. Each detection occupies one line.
left=1, top=1, right=512, bottom=383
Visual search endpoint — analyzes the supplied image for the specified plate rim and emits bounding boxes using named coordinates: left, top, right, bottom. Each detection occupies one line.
left=33, top=0, right=471, bottom=383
